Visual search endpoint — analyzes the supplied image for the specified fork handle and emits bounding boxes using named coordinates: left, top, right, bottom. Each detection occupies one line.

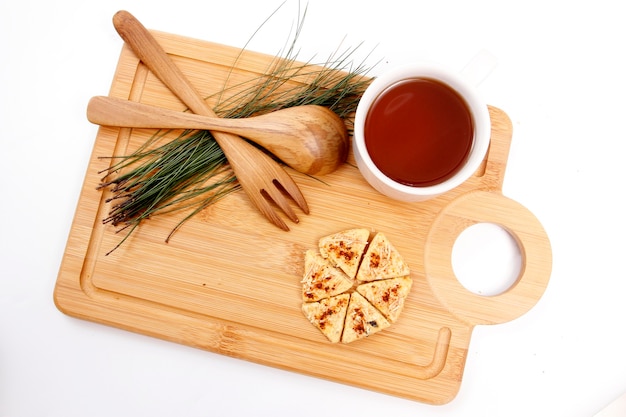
left=112, top=10, right=249, bottom=162
left=111, top=10, right=309, bottom=228
left=113, top=11, right=217, bottom=118
left=112, top=10, right=299, bottom=172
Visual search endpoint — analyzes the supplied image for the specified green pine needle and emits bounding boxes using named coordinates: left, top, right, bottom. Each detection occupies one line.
left=97, top=6, right=375, bottom=255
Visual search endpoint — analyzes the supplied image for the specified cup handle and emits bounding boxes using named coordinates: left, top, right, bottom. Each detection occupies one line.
left=461, top=49, right=499, bottom=87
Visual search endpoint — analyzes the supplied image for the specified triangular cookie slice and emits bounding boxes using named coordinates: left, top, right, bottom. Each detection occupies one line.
left=319, top=228, right=370, bottom=279
left=356, top=276, right=413, bottom=323
left=341, top=292, right=390, bottom=343
left=355, top=232, right=410, bottom=282
left=301, top=250, right=354, bottom=302
left=302, top=294, right=350, bottom=343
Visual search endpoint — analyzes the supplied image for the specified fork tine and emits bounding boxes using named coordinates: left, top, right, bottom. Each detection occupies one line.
left=252, top=195, right=290, bottom=231
left=263, top=185, right=299, bottom=224
left=276, top=176, right=310, bottom=215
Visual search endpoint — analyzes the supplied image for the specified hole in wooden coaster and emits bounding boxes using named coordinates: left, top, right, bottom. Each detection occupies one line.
left=451, top=222, right=522, bottom=296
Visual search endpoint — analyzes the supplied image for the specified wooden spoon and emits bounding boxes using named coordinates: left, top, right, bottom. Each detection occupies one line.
left=87, top=95, right=348, bottom=176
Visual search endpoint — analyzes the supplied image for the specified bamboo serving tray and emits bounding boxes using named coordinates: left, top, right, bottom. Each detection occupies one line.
left=54, top=30, right=552, bottom=405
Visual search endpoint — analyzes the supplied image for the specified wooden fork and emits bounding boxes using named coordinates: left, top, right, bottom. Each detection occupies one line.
left=112, top=10, right=309, bottom=230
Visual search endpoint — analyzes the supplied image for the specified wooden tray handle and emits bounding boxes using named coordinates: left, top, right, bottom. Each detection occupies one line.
left=424, top=191, right=552, bottom=326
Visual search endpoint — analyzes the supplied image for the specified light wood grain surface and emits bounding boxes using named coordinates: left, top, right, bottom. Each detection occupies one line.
left=53, top=30, right=551, bottom=404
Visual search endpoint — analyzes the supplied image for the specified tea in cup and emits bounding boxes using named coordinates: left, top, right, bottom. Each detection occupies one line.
left=353, top=62, right=491, bottom=202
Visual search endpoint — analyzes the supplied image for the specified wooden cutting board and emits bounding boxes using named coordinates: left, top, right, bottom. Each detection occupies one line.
left=54, top=30, right=552, bottom=405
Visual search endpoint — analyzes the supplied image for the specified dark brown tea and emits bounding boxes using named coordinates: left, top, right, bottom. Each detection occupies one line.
left=364, top=78, right=474, bottom=187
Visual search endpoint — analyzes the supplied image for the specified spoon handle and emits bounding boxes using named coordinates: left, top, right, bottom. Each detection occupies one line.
left=87, top=96, right=240, bottom=130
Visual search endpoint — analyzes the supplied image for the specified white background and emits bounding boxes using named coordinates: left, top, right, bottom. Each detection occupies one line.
left=2, top=0, right=625, bottom=416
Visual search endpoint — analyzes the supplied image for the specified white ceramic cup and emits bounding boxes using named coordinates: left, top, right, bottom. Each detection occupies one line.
left=353, top=61, right=492, bottom=202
